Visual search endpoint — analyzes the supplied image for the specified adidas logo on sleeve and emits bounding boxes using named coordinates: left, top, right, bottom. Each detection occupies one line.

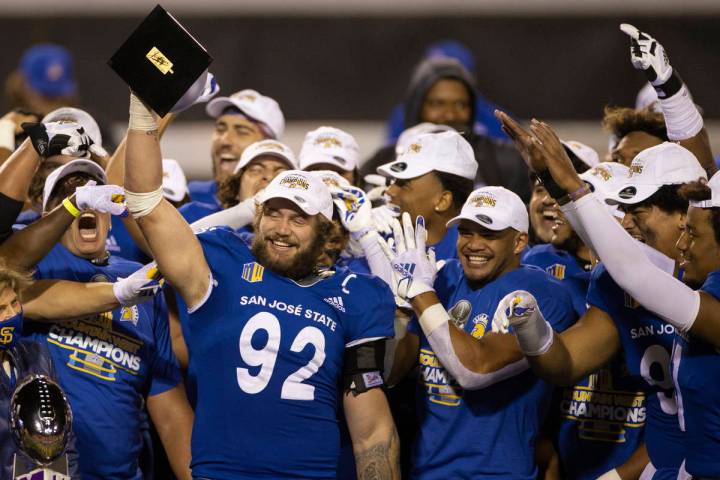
left=323, top=296, right=346, bottom=312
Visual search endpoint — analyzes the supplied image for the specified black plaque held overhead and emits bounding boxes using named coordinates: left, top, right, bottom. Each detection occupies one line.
left=108, top=4, right=213, bottom=116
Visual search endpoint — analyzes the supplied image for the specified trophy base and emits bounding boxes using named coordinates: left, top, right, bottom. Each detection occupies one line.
left=13, top=454, right=69, bottom=479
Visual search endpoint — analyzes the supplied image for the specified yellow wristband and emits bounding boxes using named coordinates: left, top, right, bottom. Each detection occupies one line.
left=62, top=197, right=80, bottom=218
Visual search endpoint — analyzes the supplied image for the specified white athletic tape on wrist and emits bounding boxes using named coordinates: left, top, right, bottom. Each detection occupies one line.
left=129, top=93, right=158, bottom=132
left=125, top=187, right=164, bottom=219
left=418, top=303, right=451, bottom=337
left=597, top=468, right=622, bottom=480
left=660, top=85, right=703, bottom=140
left=0, top=119, right=15, bottom=151
left=513, top=312, right=554, bottom=356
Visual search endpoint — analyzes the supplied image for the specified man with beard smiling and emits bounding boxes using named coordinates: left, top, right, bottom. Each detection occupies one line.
left=24, top=158, right=194, bottom=480
left=185, top=89, right=284, bottom=213
left=381, top=188, right=575, bottom=479
left=123, top=93, right=400, bottom=479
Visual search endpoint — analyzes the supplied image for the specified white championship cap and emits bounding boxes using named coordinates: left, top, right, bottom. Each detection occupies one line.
left=299, top=127, right=360, bottom=172
left=580, top=162, right=630, bottom=218
left=689, top=170, right=720, bottom=209
left=607, top=142, right=707, bottom=205
left=377, top=130, right=477, bottom=181
left=234, top=139, right=297, bottom=174
left=43, top=159, right=106, bottom=211
left=562, top=140, right=599, bottom=169
left=311, top=170, right=351, bottom=189
left=447, top=186, right=528, bottom=233
left=42, top=107, right=103, bottom=152
left=395, top=122, right=454, bottom=156
left=206, top=89, right=285, bottom=139
left=162, top=159, right=189, bottom=203
left=258, top=170, right=334, bottom=221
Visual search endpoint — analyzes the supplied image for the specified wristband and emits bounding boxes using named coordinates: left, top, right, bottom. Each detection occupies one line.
left=659, top=84, right=704, bottom=141
left=653, top=70, right=683, bottom=99
left=418, top=303, right=451, bottom=337
left=62, top=197, right=80, bottom=217
left=0, top=119, right=15, bottom=151
left=129, top=93, right=158, bottom=132
left=558, top=183, right=592, bottom=206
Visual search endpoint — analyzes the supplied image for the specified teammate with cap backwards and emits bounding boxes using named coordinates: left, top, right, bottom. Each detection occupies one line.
left=186, top=89, right=285, bottom=211
left=123, top=92, right=400, bottom=479
left=379, top=186, right=575, bottom=479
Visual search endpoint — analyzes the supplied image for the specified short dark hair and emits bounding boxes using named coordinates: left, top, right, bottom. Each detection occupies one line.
left=680, top=180, right=720, bottom=244
left=630, top=184, right=688, bottom=215
left=433, top=171, right=474, bottom=211
left=602, top=106, right=668, bottom=142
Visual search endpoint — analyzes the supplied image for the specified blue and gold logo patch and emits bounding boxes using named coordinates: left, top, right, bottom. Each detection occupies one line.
left=242, top=262, right=265, bottom=283
left=546, top=263, right=566, bottom=280
left=470, top=314, right=489, bottom=339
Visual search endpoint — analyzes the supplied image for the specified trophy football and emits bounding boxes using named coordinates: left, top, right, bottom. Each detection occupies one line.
left=108, top=4, right=214, bottom=116
left=10, top=375, right=73, bottom=480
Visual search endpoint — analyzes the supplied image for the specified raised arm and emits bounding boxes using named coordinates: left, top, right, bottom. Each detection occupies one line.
left=620, top=23, right=716, bottom=176
left=124, top=94, right=210, bottom=309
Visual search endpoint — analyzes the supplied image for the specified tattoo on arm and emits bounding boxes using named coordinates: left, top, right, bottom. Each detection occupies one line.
left=355, top=427, right=400, bottom=480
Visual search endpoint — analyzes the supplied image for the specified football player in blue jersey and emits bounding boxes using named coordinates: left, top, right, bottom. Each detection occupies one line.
left=124, top=93, right=400, bottom=479
left=187, top=89, right=285, bottom=209
left=523, top=124, right=720, bottom=478
left=23, top=158, right=193, bottom=480
left=524, top=162, right=654, bottom=479
left=496, top=106, right=707, bottom=478
left=376, top=130, right=477, bottom=262
left=379, top=187, right=576, bottom=479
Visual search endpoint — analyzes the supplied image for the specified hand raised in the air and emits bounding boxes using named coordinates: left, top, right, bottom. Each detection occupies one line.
left=331, top=185, right=374, bottom=237
left=620, top=23, right=673, bottom=86
left=529, top=120, right=585, bottom=195
left=378, top=212, right=437, bottom=300
left=75, top=181, right=128, bottom=217
left=494, top=110, right=547, bottom=173
left=22, top=121, right=101, bottom=159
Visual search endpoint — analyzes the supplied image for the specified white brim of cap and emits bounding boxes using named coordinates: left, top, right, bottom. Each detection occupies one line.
left=258, top=189, right=333, bottom=221
left=376, top=159, right=433, bottom=180
left=606, top=181, right=661, bottom=205
left=446, top=211, right=513, bottom=231
left=42, top=160, right=107, bottom=211
left=206, top=97, right=244, bottom=118
left=300, top=152, right=354, bottom=172
left=235, top=152, right=296, bottom=174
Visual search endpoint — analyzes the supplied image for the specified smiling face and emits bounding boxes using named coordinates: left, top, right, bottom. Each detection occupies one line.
left=528, top=182, right=556, bottom=244
left=610, top=131, right=664, bottom=166
left=621, top=203, right=685, bottom=260
left=456, top=220, right=527, bottom=287
left=677, top=206, right=720, bottom=288
left=251, top=198, right=329, bottom=279
left=211, top=114, right=266, bottom=184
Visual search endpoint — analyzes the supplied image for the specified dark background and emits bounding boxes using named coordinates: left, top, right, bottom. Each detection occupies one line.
left=2, top=14, right=719, bottom=129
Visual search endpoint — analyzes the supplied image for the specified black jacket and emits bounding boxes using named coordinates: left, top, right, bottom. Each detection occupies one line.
left=0, top=339, right=81, bottom=479
left=361, top=57, right=531, bottom=202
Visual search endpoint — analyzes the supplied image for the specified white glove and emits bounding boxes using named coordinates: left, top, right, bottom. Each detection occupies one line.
left=331, top=185, right=374, bottom=238
left=113, top=263, right=164, bottom=306
left=371, top=204, right=400, bottom=236
left=75, top=181, right=128, bottom=216
left=379, top=212, right=437, bottom=300
left=22, top=121, right=99, bottom=158
left=620, top=23, right=673, bottom=86
left=493, top=290, right=554, bottom=356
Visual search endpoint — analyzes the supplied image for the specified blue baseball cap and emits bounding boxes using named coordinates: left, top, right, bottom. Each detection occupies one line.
left=20, top=44, right=77, bottom=98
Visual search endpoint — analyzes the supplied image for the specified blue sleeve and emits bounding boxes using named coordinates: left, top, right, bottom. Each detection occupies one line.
left=586, top=265, right=612, bottom=313
left=149, top=292, right=182, bottom=397
left=533, top=278, right=577, bottom=333
left=344, top=275, right=395, bottom=346
left=406, top=316, right=420, bottom=336
left=700, top=270, right=720, bottom=300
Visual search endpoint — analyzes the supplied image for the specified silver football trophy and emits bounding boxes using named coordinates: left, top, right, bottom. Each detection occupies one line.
left=10, top=375, right=73, bottom=480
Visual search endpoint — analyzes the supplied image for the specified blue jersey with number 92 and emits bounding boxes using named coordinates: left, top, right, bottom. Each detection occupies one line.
left=188, top=227, right=395, bottom=479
